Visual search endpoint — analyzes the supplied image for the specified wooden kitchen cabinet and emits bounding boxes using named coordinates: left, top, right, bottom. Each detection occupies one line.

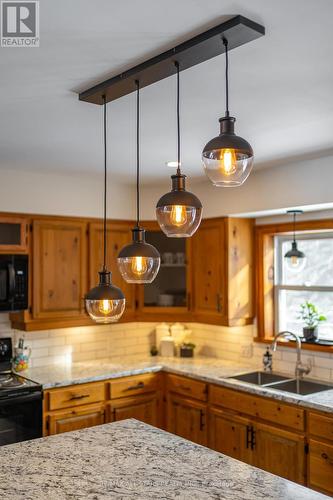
left=107, top=393, right=161, bottom=427
left=0, top=214, right=29, bottom=253
left=255, top=422, right=306, bottom=484
left=209, top=407, right=254, bottom=465
left=89, top=222, right=135, bottom=319
left=309, top=439, right=333, bottom=495
left=167, top=393, right=207, bottom=446
left=47, top=403, right=105, bottom=435
left=32, top=219, right=88, bottom=319
left=191, top=217, right=254, bottom=326
left=136, top=221, right=192, bottom=321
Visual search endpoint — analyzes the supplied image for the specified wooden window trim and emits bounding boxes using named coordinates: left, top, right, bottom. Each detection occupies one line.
left=255, top=219, right=333, bottom=353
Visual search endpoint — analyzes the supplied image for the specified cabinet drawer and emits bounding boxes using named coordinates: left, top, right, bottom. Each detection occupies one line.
left=309, top=439, right=333, bottom=495
left=166, top=374, right=207, bottom=401
left=210, top=385, right=304, bottom=431
left=309, top=412, right=333, bottom=442
left=47, top=382, right=105, bottom=411
left=109, top=373, right=159, bottom=399
left=47, top=403, right=105, bottom=436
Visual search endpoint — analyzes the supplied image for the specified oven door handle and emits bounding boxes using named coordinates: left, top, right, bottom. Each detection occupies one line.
left=7, top=263, right=16, bottom=300
left=0, top=391, right=42, bottom=406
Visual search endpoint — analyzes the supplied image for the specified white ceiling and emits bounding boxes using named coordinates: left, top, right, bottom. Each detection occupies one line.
left=0, top=0, right=333, bottom=185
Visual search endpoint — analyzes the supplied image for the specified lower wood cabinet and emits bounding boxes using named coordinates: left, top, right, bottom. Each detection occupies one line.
left=255, top=422, right=306, bottom=484
left=209, top=407, right=254, bottom=465
left=47, top=403, right=105, bottom=435
left=309, top=439, right=333, bottom=496
left=107, top=393, right=160, bottom=427
left=167, top=393, right=207, bottom=446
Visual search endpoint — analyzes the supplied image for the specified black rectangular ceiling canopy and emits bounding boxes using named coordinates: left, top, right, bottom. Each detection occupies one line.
left=79, top=15, right=265, bottom=105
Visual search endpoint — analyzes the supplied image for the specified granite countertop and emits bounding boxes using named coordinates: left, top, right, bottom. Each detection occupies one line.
left=0, top=419, right=327, bottom=500
left=23, top=356, right=333, bottom=414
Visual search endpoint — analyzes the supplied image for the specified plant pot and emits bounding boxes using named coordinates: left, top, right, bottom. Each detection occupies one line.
left=180, top=346, right=194, bottom=358
left=303, top=326, right=318, bottom=342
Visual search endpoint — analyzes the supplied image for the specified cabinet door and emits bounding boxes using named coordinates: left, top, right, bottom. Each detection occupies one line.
left=309, top=439, right=333, bottom=495
left=167, top=393, right=207, bottom=446
left=209, top=407, right=254, bottom=465
left=191, top=219, right=224, bottom=320
left=47, top=404, right=105, bottom=435
left=107, top=393, right=160, bottom=427
left=137, top=222, right=192, bottom=320
left=254, top=422, right=306, bottom=484
left=225, top=218, right=254, bottom=324
left=0, top=216, right=29, bottom=253
left=33, top=220, right=88, bottom=319
left=89, top=222, right=135, bottom=316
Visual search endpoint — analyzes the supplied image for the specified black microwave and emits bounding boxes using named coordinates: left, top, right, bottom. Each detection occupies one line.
left=0, top=255, right=28, bottom=311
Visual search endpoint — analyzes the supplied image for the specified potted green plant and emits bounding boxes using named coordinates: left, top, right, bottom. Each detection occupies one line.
left=298, top=301, right=326, bottom=341
left=180, top=342, right=196, bottom=358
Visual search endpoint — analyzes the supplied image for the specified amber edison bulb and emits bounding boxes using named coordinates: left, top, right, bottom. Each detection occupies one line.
left=219, top=148, right=237, bottom=176
left=170, top=205, right=188, bottom=227
left=131, top=255, right=148, bottom=276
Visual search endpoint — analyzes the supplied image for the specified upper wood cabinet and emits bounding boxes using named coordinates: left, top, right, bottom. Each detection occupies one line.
left=32, top=219, right=88, bottom=319
left=137, top=221, right=192, bottom=321
left=9, top=214, right=254, bottom=330
left=88, top=222, right=135, bottom=318
left=191, top=217, right=254, bottom=326
left=0, top=215, right=29, bottom=254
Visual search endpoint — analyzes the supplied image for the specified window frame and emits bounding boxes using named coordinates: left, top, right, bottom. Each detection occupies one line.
left=255, top=218, right=333, bottom=353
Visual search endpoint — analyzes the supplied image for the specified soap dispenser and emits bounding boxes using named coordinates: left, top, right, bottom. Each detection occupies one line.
left=263, top=347, right=273, bottom=372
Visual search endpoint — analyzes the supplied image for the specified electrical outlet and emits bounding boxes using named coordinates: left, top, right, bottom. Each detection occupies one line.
left=241, top=344, right=253, bottom=358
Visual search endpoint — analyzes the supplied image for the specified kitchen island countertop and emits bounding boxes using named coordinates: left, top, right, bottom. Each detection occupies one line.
left=0, top=419, right=327, bottom=499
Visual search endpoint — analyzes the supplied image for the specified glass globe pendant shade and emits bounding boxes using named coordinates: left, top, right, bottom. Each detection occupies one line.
left=202, top=116, right=254, bottom=187
left=284, top=241, right=306, bottom=273
left=117, top=228, right=160, bottom=284
left=156, top=174, right=202, bottom=237
left=85, top=271, right=125, bottom=324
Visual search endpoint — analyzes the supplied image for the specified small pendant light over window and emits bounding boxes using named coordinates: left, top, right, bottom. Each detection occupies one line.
left=117, top=81, right=160, bottom=283
left=156, top=62, right=202, bottom=238
left=85, top=96, right=126, bottom=323
left=202, top=38, right=254, bottom=187
left=284, top=210, right=306, bottom=272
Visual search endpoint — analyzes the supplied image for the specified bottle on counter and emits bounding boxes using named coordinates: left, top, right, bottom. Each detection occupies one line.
left=160, top=336, right=175, bottom=357
left=263, top=347, right=273, bottom=372
left=155, top=323, right=170, bottom=354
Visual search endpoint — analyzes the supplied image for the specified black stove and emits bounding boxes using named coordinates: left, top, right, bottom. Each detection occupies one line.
left=0, top=338, right=42, bottom=445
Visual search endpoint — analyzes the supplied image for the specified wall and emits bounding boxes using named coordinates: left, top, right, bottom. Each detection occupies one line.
left=0, top=168, right=135, bottom=219
left=140, top=154, right=333, bottom=220
left=1, top=314, right=332, bottom=382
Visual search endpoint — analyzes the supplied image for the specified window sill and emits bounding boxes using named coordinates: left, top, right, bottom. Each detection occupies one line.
left=254, top=337, right=333, bottom=353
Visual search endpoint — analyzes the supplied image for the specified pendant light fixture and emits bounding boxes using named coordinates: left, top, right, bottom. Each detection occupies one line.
left=85, top=97, right=126, bottom=323
left=117, top=81, right=160, bottom=283
left=202, top=37, right=254, bottom=187
left=156, top=62, right=202, bottom=238
left=284, top=210, right=306, bottom=272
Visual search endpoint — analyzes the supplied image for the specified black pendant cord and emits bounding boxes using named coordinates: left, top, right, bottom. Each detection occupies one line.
left=293, top=212, right=296, bottom=244
left=135, top=80, right=140, bottom=229
left=174, top=61, right=181, bottom=176
left=222, top=37, right=229, bottom=117
left=102, top=94, right=107, bottom=272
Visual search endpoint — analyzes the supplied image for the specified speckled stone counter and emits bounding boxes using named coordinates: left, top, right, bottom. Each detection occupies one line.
left=0, top=419, right=327, bottom=499
left=23, top=356, right=333, bottom=414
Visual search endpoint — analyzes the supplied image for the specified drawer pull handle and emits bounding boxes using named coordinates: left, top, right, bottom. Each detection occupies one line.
left=199, top=410, right=205, bottom=431
left=179, top=385, right=191, bottom=392
left=69, top=394, right=90, bottom=401
left=125, top=382, right=145, bottom=391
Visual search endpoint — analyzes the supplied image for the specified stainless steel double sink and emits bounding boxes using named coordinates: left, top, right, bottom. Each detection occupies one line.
left=227, top=371, right=333, bottom=395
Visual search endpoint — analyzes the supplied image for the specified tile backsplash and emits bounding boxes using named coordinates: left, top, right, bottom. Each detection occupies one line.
left=0, top=314, right=332, bottom=381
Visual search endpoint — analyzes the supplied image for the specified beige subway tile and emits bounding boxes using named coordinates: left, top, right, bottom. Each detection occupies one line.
left=81, top=341, right=106, bottom=352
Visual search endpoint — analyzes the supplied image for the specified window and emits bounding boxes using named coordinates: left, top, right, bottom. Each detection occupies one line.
left=275, top=233, right=333, bottom=340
